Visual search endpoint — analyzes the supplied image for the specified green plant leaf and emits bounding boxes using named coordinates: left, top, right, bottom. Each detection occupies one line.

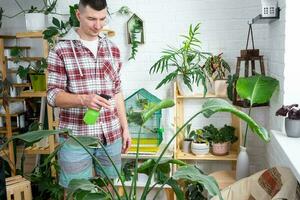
left=172, top=165, right=223, bottom=199
left=142, top=99, right=174, bottom=123
left=202, top=98, right=270, bottom=143
left=236, top=75, right=279, bottom=106
left=52, top=17, right=60, bottom=28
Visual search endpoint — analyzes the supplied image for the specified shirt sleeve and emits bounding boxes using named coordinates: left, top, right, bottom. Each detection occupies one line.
left=47, top=47, right=67, bottom=107
left=111, top=46, right=122, bottom=94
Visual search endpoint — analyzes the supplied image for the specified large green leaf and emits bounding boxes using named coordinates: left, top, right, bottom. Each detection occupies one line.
left=138, top=158, right=186, bottom=175
left=202, top=98, right=270, bottom=142
left=172, top=165, right=222, bottom=200
left=236, top=75, right=279, bottom=106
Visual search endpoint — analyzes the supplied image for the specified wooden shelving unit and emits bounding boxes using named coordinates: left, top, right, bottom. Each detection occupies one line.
left=19, top=90, right=46, bottom=97
left=173, top=83, right=242, bottom=170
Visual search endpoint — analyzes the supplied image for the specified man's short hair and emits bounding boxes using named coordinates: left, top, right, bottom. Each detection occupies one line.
left=79, top=0, right=107, bottom=11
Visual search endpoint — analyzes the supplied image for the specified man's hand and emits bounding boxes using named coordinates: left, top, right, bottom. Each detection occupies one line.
left=82, top=94, right=111, bottom=110
left=122, top=129, right=131, bottom=154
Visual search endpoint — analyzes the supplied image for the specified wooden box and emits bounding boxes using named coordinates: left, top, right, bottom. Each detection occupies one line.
left=6, top=176, right=32, bottom=200
left=240, top=49, right=259, bottom=58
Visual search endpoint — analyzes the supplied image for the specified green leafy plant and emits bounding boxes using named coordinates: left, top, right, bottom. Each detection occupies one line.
left=202, top=124, right=237, bottom=144
left=191, top=129, right=209, bottom=144
left=1, top=97, right=272, bottom=200
left=236, top=75, right=279, bottom=147
left=226, top=74, right=238, bottom=101
left=149, top=23, right=209, bottom=93
left=128, top=17, right=143, bottom=60
left=16, top=58, right=47, bottom=81
left=0, top=0, right=57, bottom=21
left=204, top=53, right=230, bottom=80
left=183, top=124, right=195, bottom=141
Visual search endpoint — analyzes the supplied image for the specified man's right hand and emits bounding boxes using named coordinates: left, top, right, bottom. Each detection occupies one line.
left=81, top=94, right=111, bottom=110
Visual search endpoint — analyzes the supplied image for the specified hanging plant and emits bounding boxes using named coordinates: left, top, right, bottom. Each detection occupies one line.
left=127, top=14, right=144, bottom=60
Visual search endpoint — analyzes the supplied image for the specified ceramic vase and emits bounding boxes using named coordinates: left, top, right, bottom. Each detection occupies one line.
left=236, top=146, right=249, bottom=180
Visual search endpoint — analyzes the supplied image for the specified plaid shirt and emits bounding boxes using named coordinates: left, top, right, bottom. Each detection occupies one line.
left=47, top=33, right=122, bottom=144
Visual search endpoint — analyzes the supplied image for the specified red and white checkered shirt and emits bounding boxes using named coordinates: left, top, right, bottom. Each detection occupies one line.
left=47, top=32, right=122, bottom=144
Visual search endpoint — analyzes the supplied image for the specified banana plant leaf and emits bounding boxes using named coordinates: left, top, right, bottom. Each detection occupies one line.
left=138, top=158, right=186, bottom=175
left=236, top=75, right=279, bottom=106
left=202, top=98, right=270, bottom=142
left=172, top=165, right=223, bottom=200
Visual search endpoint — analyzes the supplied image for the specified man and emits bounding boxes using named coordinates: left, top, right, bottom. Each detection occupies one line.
left=47, top=0, right=131, bottom=189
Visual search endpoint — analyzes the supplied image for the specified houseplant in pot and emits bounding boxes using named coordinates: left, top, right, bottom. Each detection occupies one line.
left=203, top=124, right=237, bottom=156
left=204, top=53, right=230, bottom=96
left=235, top=74, right=279, bottom=179
left=276, top=104, right=300, bottom=138
left=149, top=23, right=210, bottom=96
left=17, top=58, right=47, bottom=91
left=182, top=123, right=194, bottom=153
left=190, top=128, right=210, bottom=155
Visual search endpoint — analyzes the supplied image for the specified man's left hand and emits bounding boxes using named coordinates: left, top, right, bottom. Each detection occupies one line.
left=122, top=129, right=131, bottom=154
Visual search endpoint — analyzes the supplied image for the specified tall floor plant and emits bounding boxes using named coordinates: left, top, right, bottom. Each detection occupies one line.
left=1, top=98, right=271, bottom=199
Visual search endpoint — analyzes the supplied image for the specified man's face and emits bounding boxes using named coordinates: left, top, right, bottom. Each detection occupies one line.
left=76, top=5, right=107, bottom=39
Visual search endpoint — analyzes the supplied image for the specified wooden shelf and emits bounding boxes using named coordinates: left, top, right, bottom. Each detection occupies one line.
left=4, top=46, right=31, bottom=49
left=177, top=93, right=227, bottom=99
left=176, top=149, right=238, bottom=161
left=0, top=35, right=16, bottom=39
left=24, top=143, right=59, bottom=154
left=0, top=127, right=19, bottom=134
left=7, top=57, right=43, bottom=62
left=16, top=31, right=43, bottom=38
left=0, top=112, right=24, bottom=117
left=12, top=83, right=31, bottom=87
left=0, top=149, right=9, bottom=157
left=19, top=90, right=46, bottom=97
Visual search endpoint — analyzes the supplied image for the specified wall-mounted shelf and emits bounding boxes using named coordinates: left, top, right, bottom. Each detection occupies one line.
left=250, top=8, right=280, bottom=24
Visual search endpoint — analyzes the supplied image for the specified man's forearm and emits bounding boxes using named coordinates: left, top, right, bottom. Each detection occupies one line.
left=55, top=91, right=86, bottom=108
left=115, top=92, right=129, bottom=131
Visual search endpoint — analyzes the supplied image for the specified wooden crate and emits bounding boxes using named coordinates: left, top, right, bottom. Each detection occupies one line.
left=6, top=175, right=32, bottom=200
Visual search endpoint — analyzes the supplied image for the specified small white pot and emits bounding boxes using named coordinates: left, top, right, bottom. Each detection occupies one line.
left=214, top=79, right=227, bottom=97
left=25, top=13, right=46, bottom=31
left=191, top=142, right=209, bottom=155
left=176, top=75, right=205, bottom=96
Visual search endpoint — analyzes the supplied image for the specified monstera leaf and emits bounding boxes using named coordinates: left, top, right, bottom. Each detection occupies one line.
left=236, top=75, right=279, bottom=106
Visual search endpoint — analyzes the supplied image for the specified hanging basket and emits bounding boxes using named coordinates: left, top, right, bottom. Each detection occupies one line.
left=240, top=24, right=260, bottom=58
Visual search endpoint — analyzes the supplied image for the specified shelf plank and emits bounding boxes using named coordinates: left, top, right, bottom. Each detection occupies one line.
left=7, top=57, right=43, bottom=62
left=176, top=149, right=238, bottom=161
left=16, top=31, right=43, bottom=38
left=4, top=46, right=31, bottom=49
left=20, top=90, right=46, bottom=97
left=12, top=83, right=31, bottom=87
left=0, top=112, right=24, bottom=117
left=0, top=35, right=16, bottom=39
left=0, top=149, right=9, bottom=157
left=177, top=92, right=227, bottom=99
left=0, top=127, right=19, bottom=134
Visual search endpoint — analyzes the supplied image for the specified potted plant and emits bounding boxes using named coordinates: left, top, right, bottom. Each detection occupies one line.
left=182, top=123, right=194, bottom=153
left=17, top=58, right=47, bottom=91
left=190, top=128, right=210, bottom=155
left=1, top=0, right=57, bottom=31
left=203, top=124, right=237, bottom=156
left=149, top=23, right=210, bottom=96
left=204, top=53, right=231, bottom=96
left=276, top=104, right=300, bottom=138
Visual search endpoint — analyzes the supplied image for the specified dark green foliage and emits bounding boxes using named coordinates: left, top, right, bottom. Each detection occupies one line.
left=203, top=124, right=237, bottom=144
left=226, top=74, right=238, bottom=101
left=186, top=182, right=206, bottom=200
left=128, top=17, right=143, bottom=60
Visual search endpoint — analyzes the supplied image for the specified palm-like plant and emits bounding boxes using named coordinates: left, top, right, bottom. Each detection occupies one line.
left=149, top=23, right=209, bottom=93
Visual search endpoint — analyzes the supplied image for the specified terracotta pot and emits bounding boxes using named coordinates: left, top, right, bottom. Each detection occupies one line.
left=212, top=142, right=229, bottom=156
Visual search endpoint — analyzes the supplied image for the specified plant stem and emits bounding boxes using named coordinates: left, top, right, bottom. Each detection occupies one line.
left=152, top=177, right=171, bottom=200
left=68, top=135, right=120, bottom=200
left=243, top=106, right=252, bottom=148
left=141, top=110, right=204, bottom=199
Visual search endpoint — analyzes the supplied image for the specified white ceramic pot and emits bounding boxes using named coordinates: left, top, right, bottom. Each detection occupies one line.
left=212, top=142, right=229, bottom=156
left=176, top=75, right=205, bottom=96
left=182, top=139, right=192, bottom=153
left=25, top=13, right=46, bottom=31
left=285, top=118, right=300, bottom=138
left=214, top=79, right=227, bottom=97
left=236, top=146, right=249, bottom=180
left=191, top=142, right=209, bottom=155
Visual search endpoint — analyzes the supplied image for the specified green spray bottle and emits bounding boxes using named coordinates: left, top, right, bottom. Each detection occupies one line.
left=83, top=94, right=111, bottom=125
